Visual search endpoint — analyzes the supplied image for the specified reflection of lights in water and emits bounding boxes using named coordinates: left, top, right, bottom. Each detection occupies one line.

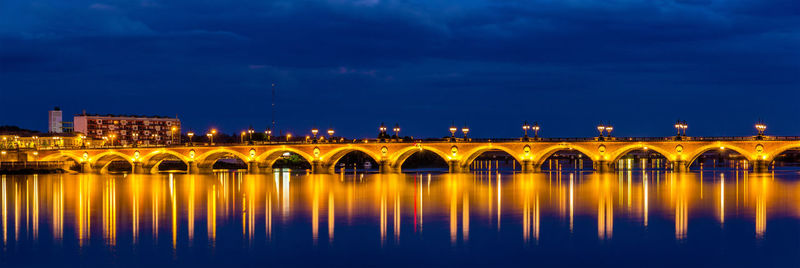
left=720, top=173, right=725, bottom=225
left=643, top=173, right=648, bottom=227
left=1, top=171, right=797, bottom=253
left=282, top=170, right=290, bottom=220
left=207, top=185, right=216, bottom=245
left=756, top=178, right=767, bottom=239
left=188, top=176, right=195, bottom=243
left=380, top=188, right=387, bottom=246
left=131, top=176, right=139, bottom=244
left=2, top=176, right=6, bottom=245
left=569, top=173, right=574, bottom=232
left=497, top=174, right=501, bottom=230
left=462, top=193, right=468, bottom=242
left=394, top=191, right=400, bottom=243
left=675, top=177, right=687, bottom=241
left=32, top=176, right=39, bottom=241
left=170, top=174, right=176, bottom=249
left=312, top=177, right=319, bottom=244
left=328, top=191, right=334, bottom=242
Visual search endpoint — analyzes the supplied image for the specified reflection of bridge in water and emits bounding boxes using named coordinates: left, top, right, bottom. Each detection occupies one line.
left=29, top=136, right=800, bottom=174
left=2, top=171, right=794, bottom=246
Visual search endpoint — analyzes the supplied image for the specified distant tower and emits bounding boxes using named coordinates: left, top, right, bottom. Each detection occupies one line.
left=48, top=106, right=63, bottom=133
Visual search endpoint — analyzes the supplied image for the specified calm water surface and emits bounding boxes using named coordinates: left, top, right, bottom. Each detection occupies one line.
left=1, top=170, right=799, bottom=267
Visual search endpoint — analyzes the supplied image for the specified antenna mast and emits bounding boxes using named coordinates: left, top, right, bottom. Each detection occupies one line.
left=271, top=83, right=276, bottom=130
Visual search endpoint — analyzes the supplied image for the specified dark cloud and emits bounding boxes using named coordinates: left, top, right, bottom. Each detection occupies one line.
left=1, top=0, right=798, bottom=138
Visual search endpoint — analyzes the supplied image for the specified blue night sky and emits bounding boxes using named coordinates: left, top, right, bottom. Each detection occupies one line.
left=1, top=0, right=799, bottom=139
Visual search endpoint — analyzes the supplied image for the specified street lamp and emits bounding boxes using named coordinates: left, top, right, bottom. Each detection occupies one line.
left=605, top=125, right=613, bottom=137
left=207, top=131, right=214, bottom=145
left=248, top=126, right=255, bottom=144
left=240, top=131, right=246, bottom=144
left=265, top=129, right=272, bottom=142
left=379, top=122, right=387, bottom=141
left=286, top=133, right=292, bottom=142
left=532, top=122, right=540, bottom=138
left=327, top=128, right=334, bottom=142
left=393, top=123, right=400, bottom=140
left=311, top=127, right=319, bottom=143
left=681, top=120, right=688, bottom=136
left=462, top=124, right=470, bottom=140
left=449, top=122, right=457, bottom=138
left=755, top=121, right=767, bottom=137
left=187, top=131, right=194, bottom=146
left=522, top=121, right=531, bottom=140
left=597, top=124, right=606, bottom=137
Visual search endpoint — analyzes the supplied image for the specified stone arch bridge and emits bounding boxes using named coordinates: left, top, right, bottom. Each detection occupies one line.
left=32, top=137, right=800, bottom=174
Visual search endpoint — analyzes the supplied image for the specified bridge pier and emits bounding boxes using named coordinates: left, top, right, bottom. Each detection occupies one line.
left=187, top=161, right=199, bottom=174
left=593, top=160, right=612, bottom=173
left=672, top=160, right=688, bottom=172
left=312, top=161, right=333, bottom=174
left=520, top=160, right=541, bottom=173
left=132, top=162, right=145, bottom=174
left=753, top=160, right=769, bottom=173
left=448, top=160, right=467, bottom=173
left=247, top=161, right=261, bottom=174
left=79, top=162, right=92, bottom=173
left=379, top=161, right=399, bottom=174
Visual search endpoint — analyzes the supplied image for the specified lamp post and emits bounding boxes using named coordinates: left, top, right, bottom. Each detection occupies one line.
left=605, top=124, right=613, bottom=138
left=265, top=129, right=272, bottom=142
left=597, top=124, right=606, bottom=140
left=187, top=131, right=194, bottom=146
left=379, top=123, right=387, bottom=141
left=311, top=127, right=319, bottom=143
left=462, top=124, right=470, bottom=140
left=327, top=128, right=334, bottom=142
left=532, top=122, right=540, bottom=139
left=681, top=120, right=688, bottom=136
left=522, top=121, right=530, bottom=141
left=286, top=133, right=292, bottom=142
left=240, top=131, right=246, bottom=144
left=80, top=135, right=86, bottom=148
left=248, top=127, right=255, bottom=145
left=755, top=121, right=767, bottom=139
left=449, top=122, right=458, bottom=141
left=393, top=123, right=400, bottom=140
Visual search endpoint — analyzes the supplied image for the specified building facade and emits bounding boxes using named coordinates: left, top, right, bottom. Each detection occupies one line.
left=48, top=107, right=63, bottom=133
left=74, top=114, right=181, bottom=146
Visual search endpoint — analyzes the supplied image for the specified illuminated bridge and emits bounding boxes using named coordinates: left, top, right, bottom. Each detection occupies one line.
left=25, top=136, right=800, bottom=174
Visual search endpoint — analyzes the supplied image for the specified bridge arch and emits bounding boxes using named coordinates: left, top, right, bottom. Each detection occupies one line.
left=320, top=146, right=382, bottom=169
left=40, top=152, right=83, bottom=163
left=140, top=150, right=191, bottom=174
left=388, top=145, right=451, bottom=171
left=91, top=151, right=134, bottom=173
left=460, top=145, right=522, bottom=170
left=765, top=142, right=800, bottom=163
left=255, top=147, right=315, bottom=168
left=534, top=144, right=599, bottom=166
left=685, top=143, right=753, bottom=168
left=196, top=148, right=251, bottom=169
left=608, top=144, right=675, bottom=163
